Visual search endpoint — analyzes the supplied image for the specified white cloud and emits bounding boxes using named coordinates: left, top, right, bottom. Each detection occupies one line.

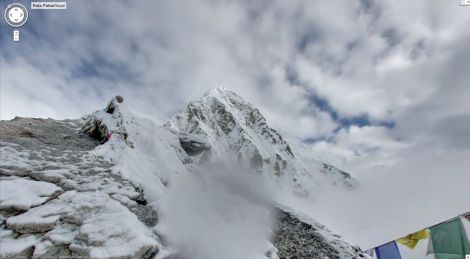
left=3, top=0, right=469, bottom=138
left=292, top=145, right=470, bottom=248
left=2, top=0, right=470, bottom=249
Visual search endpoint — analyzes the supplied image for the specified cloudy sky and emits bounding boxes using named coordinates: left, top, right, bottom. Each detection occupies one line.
left=1, top=0, right=470, bottom=249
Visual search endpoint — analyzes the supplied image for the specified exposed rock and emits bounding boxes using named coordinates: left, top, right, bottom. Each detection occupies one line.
left=274, top=209, right=365, bottom=259
left=6, top=191, right=160, bottom=257
left=128, top=204, right=159, bottom=227
left=165, top=87, right=357, bottom=192
left=1, top=93, right=364, bottom=259
left=178, top=133, right=212, bottom=156
left=0, top=234, right=38, bottom=258
left=34, top=244, right=82, bottom=259
left=0, top=117, right=159, bottom=258
left=320, top=163, right=359, bottom=188
left=165, top=88, right=294, bottom=174
left=19, top=130, right=34, bottom=138
left=6, top=214, right=59, bottom=234
left=81, top=95, right=132, bottom=146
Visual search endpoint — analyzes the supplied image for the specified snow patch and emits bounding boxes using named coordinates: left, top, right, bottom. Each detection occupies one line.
left=0, top=179, right=63, bottom=211
left=6, top=191, right=159, bottom=258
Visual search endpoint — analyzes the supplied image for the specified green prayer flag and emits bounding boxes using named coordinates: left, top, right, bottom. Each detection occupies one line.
left=427, top=218, right=470, bottom=259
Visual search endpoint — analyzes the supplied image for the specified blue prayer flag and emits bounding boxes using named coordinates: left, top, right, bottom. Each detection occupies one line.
left=375, top=241, right=402, bottom=259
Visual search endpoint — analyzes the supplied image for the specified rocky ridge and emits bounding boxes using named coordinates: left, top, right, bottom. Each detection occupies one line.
left=0, top=90, right=365, bottom=258
left=0, top=117, right=159, bottom=258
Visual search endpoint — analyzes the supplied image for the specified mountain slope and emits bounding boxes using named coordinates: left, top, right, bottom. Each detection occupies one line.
left=0, top=91, right=366, bottom=259
left=165, top=87, right=356, bottom=195
left=0, top=117, right=159, bottom=258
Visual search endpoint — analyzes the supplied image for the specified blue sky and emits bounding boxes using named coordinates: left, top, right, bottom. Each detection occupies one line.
left=1, top=0, right=470, bottom=174
left=2, top=0, right=470, bottom=250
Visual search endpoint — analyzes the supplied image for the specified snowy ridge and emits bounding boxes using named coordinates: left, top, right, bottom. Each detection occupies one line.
left=166, top=87, right=295, bottom=168
left=166, top=87, right=357, bottom=195
left=0, top=90, right=366, bottom=259
left=286, top=138, right=358, bottom=188
left=88, top=100, right=190, bottom=204
left=0, top=118, right=160, bottom=258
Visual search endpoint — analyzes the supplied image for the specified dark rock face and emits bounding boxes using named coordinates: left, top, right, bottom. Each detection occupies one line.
left=128, top=204, right=159, bottom=227
left=274, top=210, right=365, bottom=259
left=178, top=134, right=211, bottom=156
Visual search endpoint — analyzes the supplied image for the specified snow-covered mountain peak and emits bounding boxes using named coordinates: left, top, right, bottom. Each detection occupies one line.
left=166, top=88, right=356, bottom=192
left=0, top=94, right=365, bottom=259
left=166, top=88, right=294, bottom=177
left=199, top=87, right=267, bottom=128
left=201, top=87, right=275, bottom=137
left=203, top=86, right=239, bottom=98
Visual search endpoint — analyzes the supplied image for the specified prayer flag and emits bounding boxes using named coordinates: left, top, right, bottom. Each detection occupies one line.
left=397, top=229, right=430, bottom=249
left=375, top=241, right=402, bottom=259
left=428, top=218, right=470, bottom=259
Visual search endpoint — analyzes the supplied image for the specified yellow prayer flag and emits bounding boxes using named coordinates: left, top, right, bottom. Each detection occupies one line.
left=396, top=229, right=430, bottom=249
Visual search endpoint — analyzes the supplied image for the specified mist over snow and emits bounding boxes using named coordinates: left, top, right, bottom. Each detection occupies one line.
left=82, top=98, right=283, bottom=258
left=1, top=0, right=470, bottom=256
left=157, top=162, right=276, bottom=259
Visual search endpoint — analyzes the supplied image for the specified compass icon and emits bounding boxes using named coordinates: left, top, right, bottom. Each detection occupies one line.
left=4, top=3, right=28, bottom=27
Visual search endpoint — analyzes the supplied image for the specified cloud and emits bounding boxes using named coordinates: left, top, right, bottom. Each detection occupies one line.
left=2, top=0, right=470, bottom=249
left=3, top=0, right=468, bottom=138
left=287, top=145, right=470, bottom=249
